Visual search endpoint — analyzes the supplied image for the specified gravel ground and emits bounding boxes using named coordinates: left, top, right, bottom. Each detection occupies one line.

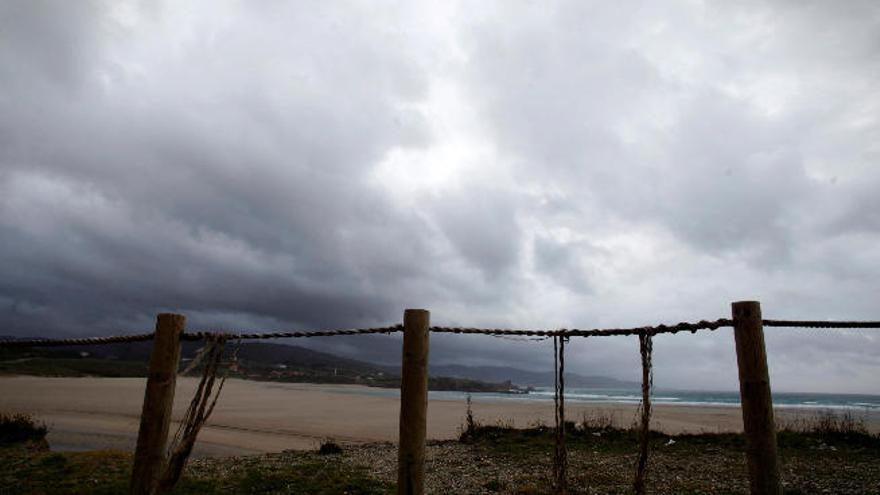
left=184, top=438, right=880, bottom=494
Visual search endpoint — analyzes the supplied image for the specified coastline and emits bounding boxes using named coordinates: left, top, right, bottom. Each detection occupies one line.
left=2, top=376, right=878, bottom=457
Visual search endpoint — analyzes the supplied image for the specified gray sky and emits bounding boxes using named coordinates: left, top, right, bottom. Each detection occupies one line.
left=1, top=1, right=878, bottom=394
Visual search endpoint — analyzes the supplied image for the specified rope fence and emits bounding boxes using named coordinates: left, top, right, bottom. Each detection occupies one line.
left=2, top=306, right=880, bottom=495
left=552, top=335, right=568, bottom=494
left=3, top=319, right=880, bottom=349
left=761, top=319, right=880, bottom=328
left=0, top=332, right=157, bottom=348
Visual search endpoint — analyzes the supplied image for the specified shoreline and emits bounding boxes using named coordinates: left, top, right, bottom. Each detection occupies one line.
left=2, top=376, right=878, bottom=457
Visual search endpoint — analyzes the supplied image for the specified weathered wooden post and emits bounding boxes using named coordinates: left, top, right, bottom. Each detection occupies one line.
left=732, top=301, right=781, bottom=495
left=397, top=309, right=430, bottom=495
left=131, top=313, right=185, bottom=495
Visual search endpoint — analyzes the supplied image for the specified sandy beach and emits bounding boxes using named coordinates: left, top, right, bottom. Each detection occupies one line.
left=1, top=376, right=877, bottom=457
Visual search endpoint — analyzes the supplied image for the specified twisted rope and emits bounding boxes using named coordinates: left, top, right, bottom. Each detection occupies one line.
left=761, top=320, right=880, bottom=328
left=430, top=319, right=732, bottom=337
left=553, top=335, right=568, bottom=494
left=158, top=334, right=228, bottom=493
left=183, top=325, right=403, bottom=341
left=0, top=333, right=155, bottom=348
left=3, top=318, right=879, bottom=348
left=0, top=326, right=403, bottom=348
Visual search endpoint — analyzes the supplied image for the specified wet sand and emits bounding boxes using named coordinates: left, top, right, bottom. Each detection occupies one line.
left=1, top=376, right=876, bottom=457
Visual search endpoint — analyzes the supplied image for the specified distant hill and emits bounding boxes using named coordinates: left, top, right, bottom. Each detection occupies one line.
left=0, top=339, right=525, bottom=393
left=428, top=364, right=640, bottom=389
left=0, top=338, right=383, bottom=372
left=1, top=336, right=634, bottom=390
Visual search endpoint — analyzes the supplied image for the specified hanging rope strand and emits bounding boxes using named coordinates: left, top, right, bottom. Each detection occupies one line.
left=633, top=331, right=654, bottom=495
left=157, top=335, right=228, bottom=493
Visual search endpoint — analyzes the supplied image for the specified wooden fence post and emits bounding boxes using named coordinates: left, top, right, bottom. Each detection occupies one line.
left=130, top=313, right=185, bottom=495
left=732, top=301, right=781, bottom=495
left=398, top=309, right=430, bottom=495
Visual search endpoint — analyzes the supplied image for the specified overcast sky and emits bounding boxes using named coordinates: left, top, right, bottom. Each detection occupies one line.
left=1, top=1, right=878, bottom=394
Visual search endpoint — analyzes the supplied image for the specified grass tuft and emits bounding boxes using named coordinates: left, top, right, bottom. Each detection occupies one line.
left=458, top=393, right=479, bottom=442
left=580, top=409, right=617, bottom=432
left=777, top=409, right=879, bottom=448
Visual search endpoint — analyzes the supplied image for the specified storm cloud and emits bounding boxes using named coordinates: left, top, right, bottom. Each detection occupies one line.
left=1, top=0, right=878, bottom=393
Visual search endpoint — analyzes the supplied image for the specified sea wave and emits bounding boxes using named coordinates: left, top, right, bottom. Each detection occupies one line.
left=438, top=388, right=880, bottom=411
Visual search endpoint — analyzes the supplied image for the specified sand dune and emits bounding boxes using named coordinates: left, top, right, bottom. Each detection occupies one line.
left=1, top=376, right=876, bottom=457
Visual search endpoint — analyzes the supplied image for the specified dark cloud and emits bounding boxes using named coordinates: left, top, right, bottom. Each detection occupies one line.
left=532, top=236, right=594, bottom=293
left=430, top=187, right=522, bottom=280
left=1, top=1, right=878, bottom=393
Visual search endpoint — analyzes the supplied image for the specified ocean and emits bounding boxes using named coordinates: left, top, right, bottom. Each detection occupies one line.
left=424, top=388, right=880, bottom=411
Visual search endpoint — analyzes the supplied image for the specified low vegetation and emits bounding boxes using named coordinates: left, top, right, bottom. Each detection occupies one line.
left=1, top=408, right=877, bottom=494
left=779, top=409, right=867, bottom=434
left=0, top=442, right=392, bottom=495
left=0, top=357, right=147, bottom=378
left=0, top=412, right=47, bottom=445
left=452, top=408, right=880, bottom=493
left=318, top=440, right=343, bottom=455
